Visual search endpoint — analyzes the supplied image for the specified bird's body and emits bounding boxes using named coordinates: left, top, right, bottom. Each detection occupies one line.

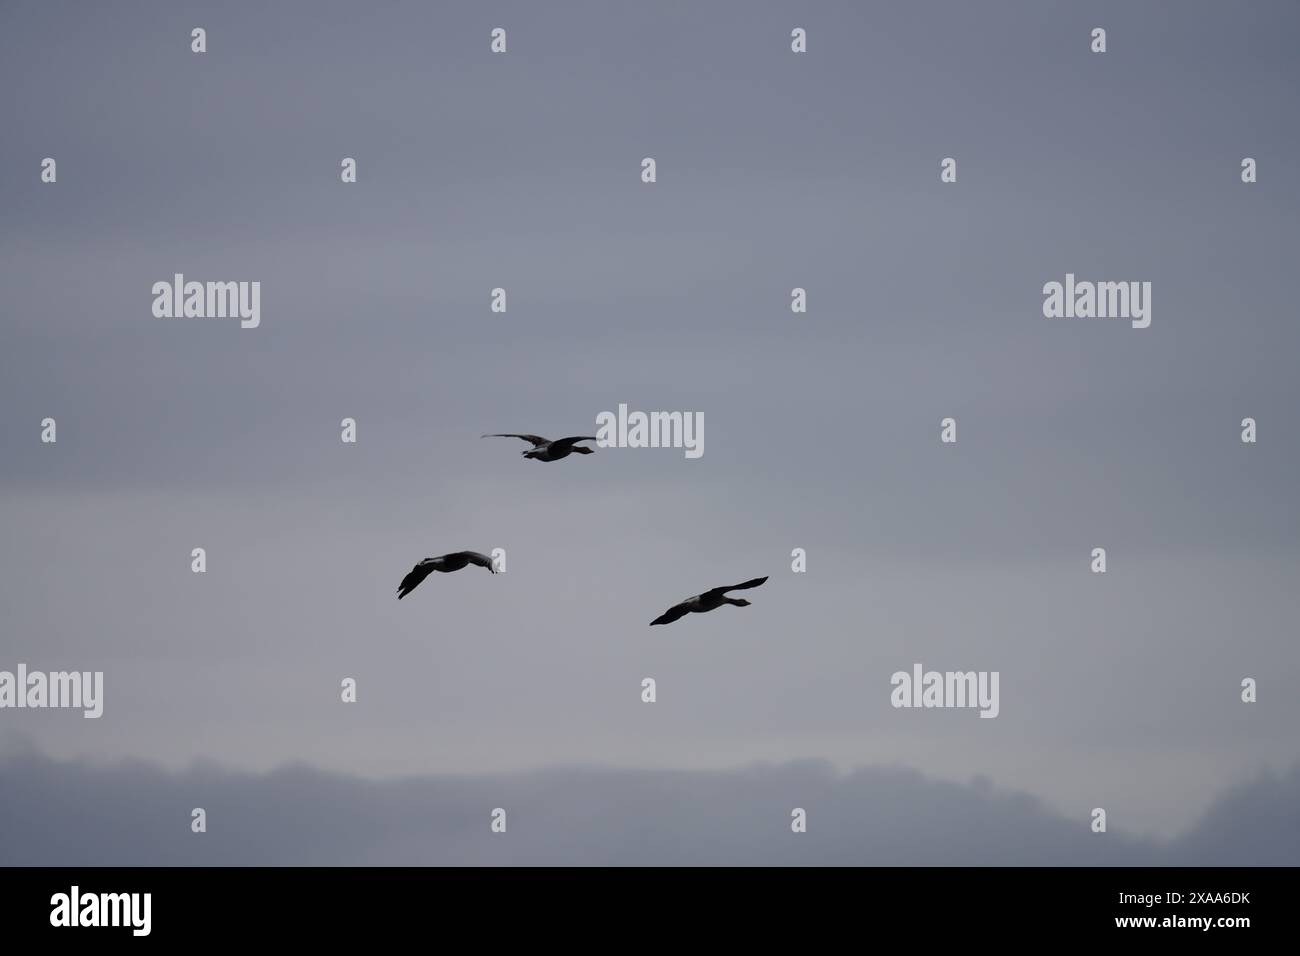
left=482, top=433, right=598, bottom=462
left=396, top=551, right=496, bottom=600
left=650, top=576, right=769, bottom=626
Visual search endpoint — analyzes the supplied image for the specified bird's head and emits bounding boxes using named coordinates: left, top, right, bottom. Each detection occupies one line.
left=522, top=448, right=540, bottom=459
left=733, top=598, right=752, bottom=607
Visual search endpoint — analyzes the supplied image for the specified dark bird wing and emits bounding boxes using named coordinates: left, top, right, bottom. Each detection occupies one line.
left=482, top=433, right=550, bottom=447
left=550, top=436, right=599, bottom=450
left=446, top=551, right=497, bottom=573
left=650, top=602, right=692, bottom=626
left=703, top=576, right=769, bottom=599
left=396, top=559, right=438, bottom=600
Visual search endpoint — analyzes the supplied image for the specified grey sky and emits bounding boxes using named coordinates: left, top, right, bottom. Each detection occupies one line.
left=2, top=744, right=1297, bottom=865
left=1, top=0, right=1298, bottom=859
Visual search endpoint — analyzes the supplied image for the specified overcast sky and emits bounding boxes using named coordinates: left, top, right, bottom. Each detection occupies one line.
left=2, top=0, right=1298, bottom=862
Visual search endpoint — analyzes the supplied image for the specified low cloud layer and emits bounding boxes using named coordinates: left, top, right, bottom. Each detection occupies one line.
left=2, top=749, right=1295, bottom=865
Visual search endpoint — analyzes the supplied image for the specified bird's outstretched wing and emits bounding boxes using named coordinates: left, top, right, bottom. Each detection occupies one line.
left=447, top=551, right=498, bottom=573
left=650, top=602, right=692, bottom=626
left=482, top=433, right=549, bottom=447
left=396, top=559, right=438, bottom=600
left=703, top=576, right=769, bottom=600
left=550, top=436, right=599, bottom=450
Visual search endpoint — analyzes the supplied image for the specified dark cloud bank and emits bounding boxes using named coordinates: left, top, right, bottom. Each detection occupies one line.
left=2, top=750, right=1295, bottom=865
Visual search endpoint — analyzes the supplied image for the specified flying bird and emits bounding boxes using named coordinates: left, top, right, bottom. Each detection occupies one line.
left=396, top=551, right=497, bottom=600
left=649, top=576, right=769, bottom=626
left=482, top=433, right=598, bottom=462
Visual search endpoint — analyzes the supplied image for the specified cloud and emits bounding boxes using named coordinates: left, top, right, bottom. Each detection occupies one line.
left=2, top=748, right=1294, bottom=865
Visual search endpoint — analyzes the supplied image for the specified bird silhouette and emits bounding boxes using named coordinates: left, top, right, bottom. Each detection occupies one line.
left=482, top=433, right=598, bottom=462
left=396, top=551, right=497, bottom=600
left=649, top=576, right=769, bottom=626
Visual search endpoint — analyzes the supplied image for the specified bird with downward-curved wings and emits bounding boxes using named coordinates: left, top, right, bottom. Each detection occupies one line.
left=396, top=551, right=497, bottom=600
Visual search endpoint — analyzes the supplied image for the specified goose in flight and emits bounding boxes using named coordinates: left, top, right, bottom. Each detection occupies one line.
left=649, top=576, right=769, bottom=626
left=396, top=551, right=497, bottom=600
left=482, top=433, right=599, bottom=462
